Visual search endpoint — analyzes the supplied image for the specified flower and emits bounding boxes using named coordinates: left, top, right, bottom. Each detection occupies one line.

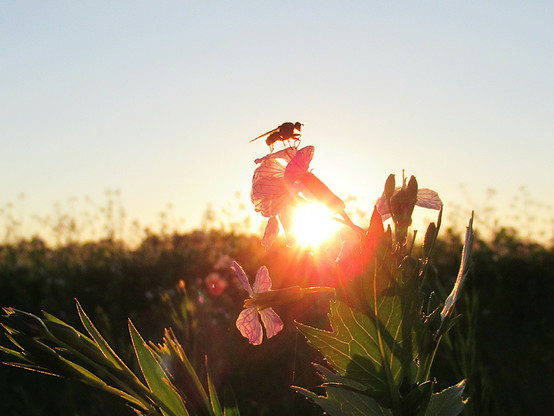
left=205, top=272, right=227, bottom=296
left=250, top=146, right=306, bottom=248
left=231, top=261, right=283, bottom=345
left=376, top=181, right=442, bottom=222
left=251, top=145, right=349, bottom=247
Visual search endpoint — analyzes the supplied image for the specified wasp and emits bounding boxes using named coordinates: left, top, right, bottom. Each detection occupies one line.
left=250, top=122, right=303, bottom=151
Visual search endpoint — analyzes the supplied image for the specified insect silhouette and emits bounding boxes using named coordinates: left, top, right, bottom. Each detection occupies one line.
left=250, top=122, right=303, bottom=151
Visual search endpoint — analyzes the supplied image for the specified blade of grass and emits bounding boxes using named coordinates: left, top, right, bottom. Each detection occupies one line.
left=206, top=357, right=222, bottom=416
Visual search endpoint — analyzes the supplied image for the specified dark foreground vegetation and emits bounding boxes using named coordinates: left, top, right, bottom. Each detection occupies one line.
left=1, top=225, right=553, bottom=415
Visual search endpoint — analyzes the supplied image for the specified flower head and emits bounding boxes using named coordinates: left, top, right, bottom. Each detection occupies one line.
left=205, top=272, right=227, bottom=296
left=251, top=146, right=311, bottom=248
left=231, top=261, right=284, bottom=345
left=251, top=145, right=348, bottom=247
left=376, top=178, right=442, bottom=224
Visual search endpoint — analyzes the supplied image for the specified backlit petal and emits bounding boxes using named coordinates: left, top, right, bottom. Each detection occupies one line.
left=284, top=146, right=314, bottom=182
left=253, top=265, right=272, bottom=293
left=259, top=307, right=284, bottom=339
left=416, top=189, right=442, bottom=210
left=236, top=307, right=263, bottom=345
left=231, top=261, right=254, bottom=297
left=262, top=217, right=280, bottom=249
left=254, top=147, right=297, bottom=165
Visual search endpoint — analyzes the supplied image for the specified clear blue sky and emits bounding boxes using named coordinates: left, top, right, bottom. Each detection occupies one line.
left=1, top=2, right=553, bottom=242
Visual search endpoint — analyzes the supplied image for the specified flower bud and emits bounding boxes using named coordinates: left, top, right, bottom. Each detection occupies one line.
left=423, top=222, right=437, bottom=258
left=407, top=175, right=418, bottom=200
left=390, top=187, right=418, bottom=228
left=2, top=308, right=49, bottom=338
left=384, top=174, right=396, bottom=201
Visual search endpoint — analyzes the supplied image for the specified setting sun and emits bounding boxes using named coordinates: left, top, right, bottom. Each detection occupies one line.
left=291, top=202, right=341, bottom=247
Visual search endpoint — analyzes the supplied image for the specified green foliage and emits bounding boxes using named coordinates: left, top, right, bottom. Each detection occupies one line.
left=1, top=303, right=236, bottom=416
left=294, top=195, right=473, bottom=415
left=297, top=299, right=418, bottom=402
left=0, top=202, right=552, bottom=415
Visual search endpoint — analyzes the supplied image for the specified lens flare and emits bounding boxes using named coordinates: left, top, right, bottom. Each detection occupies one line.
left=291, top=202, right=340, bottom=247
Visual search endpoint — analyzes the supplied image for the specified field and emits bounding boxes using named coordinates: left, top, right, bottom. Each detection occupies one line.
left=1, top=206, right=552, bottom=415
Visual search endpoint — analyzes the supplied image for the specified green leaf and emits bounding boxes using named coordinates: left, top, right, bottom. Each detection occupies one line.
left=311, top=363, right=368, bottom=391
left=58, top=355, right=148, bottom=412
left=297, top=299, right=418, bottom=398
left=153, top=328, right=213, bottom=414
left=129, top=320, right=189, bottom=416
left=294, top=385, right=393, bottom=416
left=206, top=358, right=222, bottom=416
left=0, top=344, right=28, bottom=362
left=76, top=300, right=129, bottom=372
left=441, top=213, right=474, bottom=324
left=3, top=361, right=60, bottom=377
left=223, top=384, right=240, bottom=416
left=425, top=380, right=467, bottom=416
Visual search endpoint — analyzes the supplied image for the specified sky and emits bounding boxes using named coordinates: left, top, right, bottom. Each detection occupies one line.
left=1, top=1, right=553, bottom=243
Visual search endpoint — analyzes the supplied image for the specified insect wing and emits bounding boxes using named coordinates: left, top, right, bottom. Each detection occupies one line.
left=259, top=307, right=284, bottom=339
left=250, top=127, right=278, bottom=143
left=416, top=188, right=443, bottom=210
left=231, top=261, right=254, bottom=297
left=284, top=145, right=314, bottom=182
left=253, top=265, right=272, bottom=293
left=236, top=307, right=263, bottom=345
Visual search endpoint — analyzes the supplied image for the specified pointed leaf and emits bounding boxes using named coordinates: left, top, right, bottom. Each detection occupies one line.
left=294, top=385, right=393, bottom=416
left=425, top=380, right=467, bottom=416
left=161, top=329, right=212, bottom=414
left=206, top=358, right=222, bottom=416
left=76, top=300, right=128, bottom=371
left=297, top=299, right=418, bottom=397
left=129, top=320, right=189, bottom=416
left=3, top=361, right=60, bottom=377
left=441, top=214, right=474, bottom=323
left=223, top=384, right=240, bottom=416
left=311, top=363, right=368, bottom=392
left=58, top=356, right=149, bottom=411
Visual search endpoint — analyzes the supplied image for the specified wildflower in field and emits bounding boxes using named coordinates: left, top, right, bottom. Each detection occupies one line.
left=376, top=179, right=442, bottom=224
left=252, top=145, right=350, bottom=247
left=251, top=146, right=305, bottom=248
left=205, top=272, right=227, bottom=296
left=231, top=261, right=283, bottom=345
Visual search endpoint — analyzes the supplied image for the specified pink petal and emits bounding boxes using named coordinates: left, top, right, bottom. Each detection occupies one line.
left=253, top=266, right=272, bottom=293
left=252, top=159, right=286, bottom=183
left=231, top=261, right=254, bottom=297
left=259, top=307, right=284, bottom=339
left=251, top=176, right=288, bottom=201
left=278, top=200, right=298, bottom=246
left=284, top=146, right=314, bottom=182
left=416, top=189, right=442, bottom=210
left=376, top=194, right=392, bottom=220
left=236, top=307, right=263, bottom=345
left=254, top=147, right=297, bottom=165
left=262, top=217, right=280, bottom=249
